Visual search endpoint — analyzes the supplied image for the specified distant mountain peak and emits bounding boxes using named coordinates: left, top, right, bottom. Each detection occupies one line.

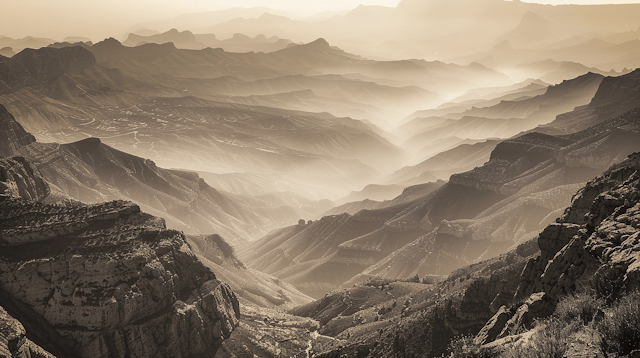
left=492, top=40, right=513, bottom=51
left=520, top=11, right=551, bottom=25
left=96, top=37, right=124, bottom=50
left=307, top=38, right=330, bottom=48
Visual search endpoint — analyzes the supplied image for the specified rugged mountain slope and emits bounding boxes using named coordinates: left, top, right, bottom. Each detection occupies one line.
left=290, top=151, right=640, bottom=358
left=245, top=105, right=640, bottom=298
left=0, top=104, right=35, bottom=157
left=401, top=72, right=604, bottom=153
left=241, top=178, right=506, bottom=298
left=1, top=45, right=407, bottom=199
left=362, top=107, right=640, bottom=282
left=537, top=68, right=640, bottom=134
left=473, top=152, right=640, bottom=350
left=14, top=137, right=279, bottom=244
left=385, top=140, right=500, bottom=185
left=186, top=234, right=312, bottom=309
left=290, top=234, right=539, bottom=358
left=0, top=157, right=240, bottom=358
left=322, top=181, right=446, bottom=216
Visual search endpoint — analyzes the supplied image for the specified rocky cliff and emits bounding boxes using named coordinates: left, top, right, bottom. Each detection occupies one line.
left=0, top=157, right=240, bottom=357
left=0, top=157, right=49, bottom=202
left=291, top=151, right=640, bottom=357
left=0, top=104, right=35, bottom=157
left=0, top=305, right=55, bottom=358
left=475, top=151, right=640, bottom=346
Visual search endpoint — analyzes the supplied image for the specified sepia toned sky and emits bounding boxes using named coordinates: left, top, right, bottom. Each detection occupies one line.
left=1, top=0, right=639, bottom=40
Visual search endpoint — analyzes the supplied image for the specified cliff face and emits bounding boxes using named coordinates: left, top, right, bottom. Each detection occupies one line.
left=477, top=152, right=640, bottom=345
left=0, top=306, right=55, bottom=358
left=0, top=104, right=35, bottom=157
left=0, top=158, right=240, bottom=357
left=0, top=157, right=49, bottom=202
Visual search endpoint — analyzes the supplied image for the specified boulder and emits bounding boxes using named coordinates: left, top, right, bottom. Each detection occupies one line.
left=474, top=305, right=512, bottom=346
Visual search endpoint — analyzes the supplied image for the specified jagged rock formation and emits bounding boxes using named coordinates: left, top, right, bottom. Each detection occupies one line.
left=0, top=157, right=49, bottom=202
left=0, top=306, right=54, bottom=358
left=476, top=151, right=640, bottom=346
left=0, top=104, right=35, bottom=157
left=0, top=158, right=240, bottom=358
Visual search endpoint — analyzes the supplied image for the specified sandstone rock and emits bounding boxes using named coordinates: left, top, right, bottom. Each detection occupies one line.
left=499, top=152, right=640, bottom=346
left=489, top=291, right=512, bottom=314
left=497, top=292, right=554, bottom=339
left=0, top=194, right=240, bottom=357
left=0, top=157, right=50, bottom=202
left=473, top=305, right=512, bottom=346
left=514, top=223, right=582, bottom=300
left=0, top=305, right=55, bottom=358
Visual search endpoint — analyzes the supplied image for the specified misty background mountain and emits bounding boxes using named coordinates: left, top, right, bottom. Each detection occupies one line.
left=2, top=0, right=640, bottom=357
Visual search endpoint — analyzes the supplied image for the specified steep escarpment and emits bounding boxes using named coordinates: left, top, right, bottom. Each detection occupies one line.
left=0, top=306, right=55, bottom=358
left=296, top=152, right=640, bottom=358
left=475, top=152, right=640, bottom=347
left=0, top=157, right=49, bottom=202
left=538, top=68, right=640, bottom=134
left=0, top=104, right=35, bottom=157
left=187, top=233, right=313, bottom=309
left=0, top=158, right=240, bottom=358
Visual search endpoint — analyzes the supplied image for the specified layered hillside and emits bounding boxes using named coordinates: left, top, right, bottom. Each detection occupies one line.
left=537, top=68, right=640, bottom=134
left=1, top=44, right=408, bottom=199
left=14, top=137, right=279, bottom=244
left=400, top=72, right=604, bottom=156
left=245, top=105, right=640, bottom=298
left=289, top=151, right=640, bottom=357
left=0, top=157, right=240, bottom=358
left=186, top=234, right=312, bottom=309
left=361, top=106, right=640, bottom=282
left=475, top=151, right=640, bottom=348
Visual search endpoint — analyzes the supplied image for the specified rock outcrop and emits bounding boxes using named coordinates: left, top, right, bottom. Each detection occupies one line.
left=0, top=157, right=50, bottom=202
left=0, top=306, right=55, bottom=358
left=477, top=152, right=640, bottom=345
left=0, top=104, right=35, bottom=157
left=0, top=158, right=240, bottom=357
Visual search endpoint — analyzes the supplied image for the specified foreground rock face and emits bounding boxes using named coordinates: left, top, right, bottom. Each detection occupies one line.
left=0, top=306, right=55, bottom=358
left=477, top=152, right=640, bottom=345
left=0, top=158, right=240, bottom=357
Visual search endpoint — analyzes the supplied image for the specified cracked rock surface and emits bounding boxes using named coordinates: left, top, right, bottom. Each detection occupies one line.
left=0, top=158, right=240, bottom=358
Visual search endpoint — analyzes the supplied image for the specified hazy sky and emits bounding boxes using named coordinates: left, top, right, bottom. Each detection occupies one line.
left=1, top=0, right=639, bottom=40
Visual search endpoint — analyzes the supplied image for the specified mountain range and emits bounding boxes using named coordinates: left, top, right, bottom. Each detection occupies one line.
left=4, top=0, right=640, bottom=356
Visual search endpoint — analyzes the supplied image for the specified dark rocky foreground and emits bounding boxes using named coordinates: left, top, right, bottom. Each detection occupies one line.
left=478, top=151, right=640, bottom=347
left=0, top=157, right=240, bottom=357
